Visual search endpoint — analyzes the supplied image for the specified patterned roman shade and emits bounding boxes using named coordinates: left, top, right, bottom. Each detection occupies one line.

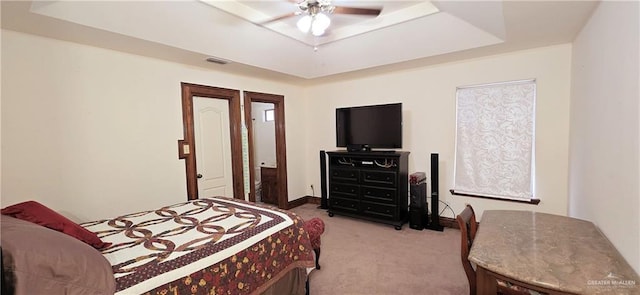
left=453, top=79, right=536, bottom=200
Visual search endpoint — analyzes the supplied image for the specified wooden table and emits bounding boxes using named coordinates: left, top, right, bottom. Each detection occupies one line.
left=469, top=210, right=639, bottom=295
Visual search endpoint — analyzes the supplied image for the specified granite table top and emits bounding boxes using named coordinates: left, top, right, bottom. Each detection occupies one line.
left=469, top=210, right=639, bottom=294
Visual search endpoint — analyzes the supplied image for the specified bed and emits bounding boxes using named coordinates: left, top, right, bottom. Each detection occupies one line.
left=1, top=197, right=315, bottom=295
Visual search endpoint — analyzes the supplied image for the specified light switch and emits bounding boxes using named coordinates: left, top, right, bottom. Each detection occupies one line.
left=183, top=144, right=190, bottom=155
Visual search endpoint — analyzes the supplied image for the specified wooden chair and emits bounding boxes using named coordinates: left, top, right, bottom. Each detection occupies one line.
left=457, top=205, right=541, bottom=295
left=457, top=204, right=478, bottom=295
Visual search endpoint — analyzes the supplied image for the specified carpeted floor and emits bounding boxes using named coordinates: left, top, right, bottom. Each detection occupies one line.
left=289, top=203, right=469, bottom=295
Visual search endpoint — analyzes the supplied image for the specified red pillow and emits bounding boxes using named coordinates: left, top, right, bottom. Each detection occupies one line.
left=1, top=201, right=111, bottom=249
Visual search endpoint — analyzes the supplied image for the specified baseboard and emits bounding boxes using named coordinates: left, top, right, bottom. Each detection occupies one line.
left=287, top=196, right=322, bottom=209
left=439, top=216, right=458, bottom=229
left=287, top=196, right=310, bottom=209
left=287, top=197, right=458, bottom=230
left=307, top=196, right=321, bottom=205
left=439, top=216, right=480, bottom=230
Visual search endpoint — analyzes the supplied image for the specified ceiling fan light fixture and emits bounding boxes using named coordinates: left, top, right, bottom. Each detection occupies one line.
left=261, top=0, right=381, bottom=38
left=311, top=27, right=325, bottom=36
left=297, top=12, right=330, bottom=36
left=297, top=15, right=312, bottom=33
left=312, top=12, right=330, bottom=35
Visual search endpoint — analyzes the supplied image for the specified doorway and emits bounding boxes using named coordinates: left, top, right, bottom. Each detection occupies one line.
left=250, top=102, right=277, bottom=205
left=193, top=96, right=233, bottom=197
left=180, top=83, right=244, bottom=200
left=244, top=91, right=288, bottom=209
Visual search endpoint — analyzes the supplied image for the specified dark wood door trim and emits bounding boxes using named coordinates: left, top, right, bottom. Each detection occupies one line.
left=244, top=91, right=288, bottom=209
left=180, top=82, right=244, bottom=201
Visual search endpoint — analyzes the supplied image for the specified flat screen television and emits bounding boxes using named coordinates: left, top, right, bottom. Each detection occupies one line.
left=336, top=103, right=402, bottom=151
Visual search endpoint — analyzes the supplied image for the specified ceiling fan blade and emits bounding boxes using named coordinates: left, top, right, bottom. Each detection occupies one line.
left=260, top=12, right=298, bottom=24
left=333, top=6, right=382, bottom=16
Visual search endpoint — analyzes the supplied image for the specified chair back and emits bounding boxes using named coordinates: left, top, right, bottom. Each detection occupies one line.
left=456, top=204, right=477, bottom=295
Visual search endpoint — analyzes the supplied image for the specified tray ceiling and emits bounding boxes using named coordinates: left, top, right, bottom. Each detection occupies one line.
left=1, top=1, right=599, bottom=81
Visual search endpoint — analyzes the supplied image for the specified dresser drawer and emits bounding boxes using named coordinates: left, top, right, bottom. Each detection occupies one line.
left=361, top=170, right=397, bottom=187
left=330, top=197, right=359, bottom=213
left=361, top=201, right=397, bottom=220
left=330, top=183, right=359, bottom=199
left=361, top=186, right=397, bottom=204
left=330, top=168, right=358, bottom=183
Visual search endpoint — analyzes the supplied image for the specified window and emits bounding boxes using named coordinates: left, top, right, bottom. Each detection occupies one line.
left=452, top=79, right=538, bottom=204
left=264, top=109, right=275, bottom=122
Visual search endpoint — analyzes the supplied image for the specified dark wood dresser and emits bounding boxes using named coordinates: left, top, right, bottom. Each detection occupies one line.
left=326, top=151, right=409, bottom=230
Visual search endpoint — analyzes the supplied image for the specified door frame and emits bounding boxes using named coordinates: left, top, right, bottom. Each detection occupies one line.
left=180, top=82, right=244, bottom=200
left=244, top=91, right=288, bottom=209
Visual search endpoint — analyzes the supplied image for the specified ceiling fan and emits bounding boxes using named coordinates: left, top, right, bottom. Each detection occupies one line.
left=263, top=0, right=382, bottom=36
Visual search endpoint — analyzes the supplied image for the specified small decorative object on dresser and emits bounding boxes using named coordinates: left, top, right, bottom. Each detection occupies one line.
left=326, top=150, right=409, bottom=230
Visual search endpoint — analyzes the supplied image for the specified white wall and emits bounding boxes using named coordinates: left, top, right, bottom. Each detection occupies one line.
left=304, top=45, right=573, bottom=219
left=569, top=1, right=640, bottom=273
left=251, top=102, right=277, bottom=168
left=1, top=30, right=308, bottom=221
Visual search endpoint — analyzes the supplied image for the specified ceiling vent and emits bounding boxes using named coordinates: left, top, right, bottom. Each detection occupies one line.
left=205, top=57, right=230, bottom=65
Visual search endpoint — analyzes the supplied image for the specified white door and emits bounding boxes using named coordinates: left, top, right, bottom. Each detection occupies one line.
left=193, top=97, right=233, bottom=198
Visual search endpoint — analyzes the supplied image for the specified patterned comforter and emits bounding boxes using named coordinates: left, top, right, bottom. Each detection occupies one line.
left=82, top=197, right=314, bottom=295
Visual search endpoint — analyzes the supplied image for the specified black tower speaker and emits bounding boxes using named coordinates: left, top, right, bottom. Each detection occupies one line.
left=409, top=182, right=427, bottom=208
left=409, top=182, right=427, bottom=230
left=427, top=153, right=444, bottom=231
left=319, top=150, right=328, bottom=209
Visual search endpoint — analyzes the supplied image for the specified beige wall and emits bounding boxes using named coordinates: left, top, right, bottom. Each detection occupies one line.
left=304, top=44, right=573, bottom=220
left=1, top=30, right=308, bottom=221
left=569, top=1, right=639, bottom=273
left=4, top=31, right=573, bottom=224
